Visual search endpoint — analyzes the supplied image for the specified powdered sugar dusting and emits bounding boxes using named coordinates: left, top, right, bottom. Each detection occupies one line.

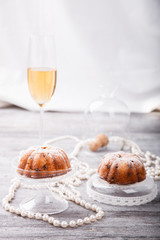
left=103, top=151, right=144, bottom=166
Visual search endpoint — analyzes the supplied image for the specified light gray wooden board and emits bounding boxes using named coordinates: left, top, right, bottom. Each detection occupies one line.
left=0, top=107, right=160, bottom=240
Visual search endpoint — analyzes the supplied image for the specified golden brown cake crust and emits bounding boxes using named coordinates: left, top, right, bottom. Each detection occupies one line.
left=98, top=151, right=146, bottom=185
left=17, top=146, right=71, bottom=178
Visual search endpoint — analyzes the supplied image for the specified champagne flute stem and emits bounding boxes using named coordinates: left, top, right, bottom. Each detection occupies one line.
left=39, top=106, right=44, bottom=145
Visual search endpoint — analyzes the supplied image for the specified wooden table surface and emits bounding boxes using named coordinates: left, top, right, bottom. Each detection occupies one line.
left=0, top=107, right=160, bottom=240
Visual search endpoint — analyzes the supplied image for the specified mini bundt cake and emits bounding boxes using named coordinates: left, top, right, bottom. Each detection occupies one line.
left=98, top=151, right=146, bottom=185
left=17, top=146, right=71, bottom=178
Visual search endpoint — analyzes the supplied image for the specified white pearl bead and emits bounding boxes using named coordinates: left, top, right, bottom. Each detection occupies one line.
left=8, top=194, right=14, bottom=201
left=75, top=198, right=81, bottom=204
left=15, top=208, right=21, bottom=215
left=9, top=190, right=14, bottom=195
left=35, top=213, right=42, bottom=220
left=9, top=206, right=15, bottom=213
left=155, top=176, right=160, bottom=180
left=13, top=183, right=19, bottom=188
left=85, top=203, right=91, bottom=209
left=21, top=211, right=27, bottom=217
left=69, top=220, right=76, bottom=228
left=16, top=181, right=21, bottom=187
left=98, top=211, right=104, bottom=217
left=90, top=215, right=96, bottom=222
left=65, top=190, right=70, bottom=195
left=43, top=214, right=49, bottom=221
left=70, top=196, right=75, bottom=201
left=4, top=204, right=10, bottom=211
left=77, top=219, right=83, bottom=226
left=96, top=213, right=102, bottom=220
left=73, top=181, right=81, bottom=186
left=48, top=217, right=54, bottom=224
left=68, top=194, right=73, bottom=200
left=155, top=160, right=159, bottom=165
left=53, top=220, right=60, bottom=227
left=61, top=221, right=68, bottom=228
left=59, top=192, right=64, bottom=198
left=80, top=175, right=87, bottom=180
left=27, top=212, right=34, bottom=218
left=146, top=151, right=151, bottom=156
left=80, top=200, right=86, bottom=207
left=10, top=192, right=15, bottom=197
left=96, top=207, right=102, bottom=212
left=61, top=187, right=66, bottom=193
left=91, top=204, right=97, bottom=211
left=84, top=217, right=90, bottom=224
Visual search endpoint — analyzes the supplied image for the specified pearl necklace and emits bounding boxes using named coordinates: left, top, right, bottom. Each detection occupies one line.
left=2, top=178, right=104, bottom=228
left=2, top=135, right=160, bottom=228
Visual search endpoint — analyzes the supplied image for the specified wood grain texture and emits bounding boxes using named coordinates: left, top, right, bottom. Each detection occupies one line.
left=0, top=107, right=160, bottom=240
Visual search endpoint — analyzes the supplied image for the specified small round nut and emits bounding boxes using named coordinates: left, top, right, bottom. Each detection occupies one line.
left=88, top=141, right=99, bottom=152
left=89, top=134, right=109, bottom=152
left=96, top=134, right=108, bottom=147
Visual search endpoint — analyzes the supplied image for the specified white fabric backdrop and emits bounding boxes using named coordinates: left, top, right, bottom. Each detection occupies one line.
left=0, top=0, right=160, bottom=112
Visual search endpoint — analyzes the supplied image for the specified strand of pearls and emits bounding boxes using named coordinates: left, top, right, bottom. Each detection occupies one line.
left=142, top=151, right=160, bottom=180
left=65, top=160, right=96, bottom=186
left=2, top=178, right=104, bottom=228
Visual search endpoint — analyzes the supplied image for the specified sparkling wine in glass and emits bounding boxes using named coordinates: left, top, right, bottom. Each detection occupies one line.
left=27, top=35, right=57, bottom=143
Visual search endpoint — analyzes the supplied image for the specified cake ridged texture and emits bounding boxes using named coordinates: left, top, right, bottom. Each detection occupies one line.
left=98, top=151, right=146, bottom=185
left=17, top=146, right=71, bottom=178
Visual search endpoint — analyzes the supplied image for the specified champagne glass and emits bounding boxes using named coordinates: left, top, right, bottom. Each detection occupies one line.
left=27, top=35, right=56, bottom=144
